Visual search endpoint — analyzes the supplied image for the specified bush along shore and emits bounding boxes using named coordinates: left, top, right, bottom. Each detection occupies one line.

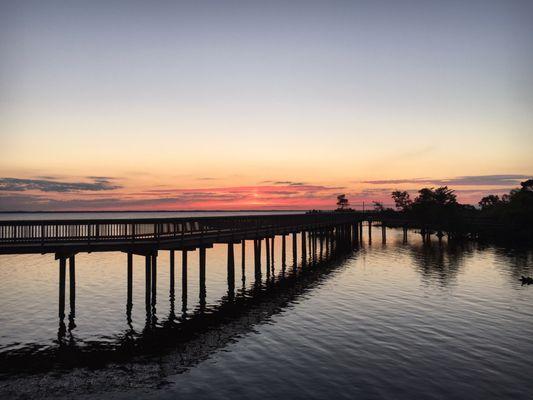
left=369, top=179, right=533, bottom=243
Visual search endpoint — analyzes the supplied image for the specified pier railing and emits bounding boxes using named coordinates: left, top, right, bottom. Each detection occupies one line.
left=0, top=213, right=361, bottom=247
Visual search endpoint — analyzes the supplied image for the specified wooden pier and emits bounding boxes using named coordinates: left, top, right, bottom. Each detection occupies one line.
left=0, top=211, right=499, bottom=337
left=0, top=213, right=363, bottom=256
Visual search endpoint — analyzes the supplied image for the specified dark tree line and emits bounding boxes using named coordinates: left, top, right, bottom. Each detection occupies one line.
left=387, top=179, right=533, bottom=240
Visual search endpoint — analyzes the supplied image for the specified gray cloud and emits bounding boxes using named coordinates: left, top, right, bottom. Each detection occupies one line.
left=34, top=175, right=61, bottom=180
left=273, top=181, right=307, bottom=186
left=0, top=177, right=122, bottom=192
left=0, top=190, right=245, bottom=211
left=362, top=174, right=531, bottom=186
left=261, top=180, right=308, bottom=186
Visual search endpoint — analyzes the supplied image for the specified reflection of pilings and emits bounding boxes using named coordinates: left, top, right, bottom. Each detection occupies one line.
left=359, top=222, right=363, bottom=242
left=227, top=243, right=235, bottom=300
left=199, top=247, right=206, bottom=312
left=292, top=233, right=297, bottom=269
left=368, top=221, right=372, bottom=244
left=182, top=250, right=188, bottom=317
left=58, top=257, right=66, bottom=319
left=403, top=226, right=408, bottom=243
left=301, top=231, right=307, bottom=266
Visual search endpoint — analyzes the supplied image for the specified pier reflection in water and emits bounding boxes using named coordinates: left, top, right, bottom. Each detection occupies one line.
left=1, top=226, right=533, bottom=399
left=52, top=228, right=352, bottom=349
left=0, top=227, right=356, bottom=362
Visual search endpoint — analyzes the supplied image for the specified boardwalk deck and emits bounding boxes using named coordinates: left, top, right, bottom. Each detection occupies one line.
left=0, top=213, right=362, bottom=256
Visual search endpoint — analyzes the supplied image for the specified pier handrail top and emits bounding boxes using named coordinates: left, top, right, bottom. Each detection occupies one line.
left=0, top=211, right=363, bottom=226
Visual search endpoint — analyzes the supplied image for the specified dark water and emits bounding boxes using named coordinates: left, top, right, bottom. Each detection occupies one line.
left=0, top=225, right=532, bottom=399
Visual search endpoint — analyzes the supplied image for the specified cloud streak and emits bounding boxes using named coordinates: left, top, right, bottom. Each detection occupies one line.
left=363, top=174, right=531, bottom=186
left=0, top=177, right=121, bottom=192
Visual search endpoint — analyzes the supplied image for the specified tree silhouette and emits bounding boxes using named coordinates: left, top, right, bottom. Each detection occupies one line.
left=373, top=201, right=385, bottom=212
left=479, top=195, right=501, bottom=209
left=414, top=186, right=456, bottom=206
left=391, top=190, right=412, bottom=211
left=520, top=179, right=533, bottom=192
left=336, top=194, right=349, bottom=210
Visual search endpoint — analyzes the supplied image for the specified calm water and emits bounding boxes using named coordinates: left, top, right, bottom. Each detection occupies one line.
left=1, top=223, right=532, bottom=399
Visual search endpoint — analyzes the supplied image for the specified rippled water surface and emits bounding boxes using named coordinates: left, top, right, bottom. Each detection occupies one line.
left=1, top=225, right=532, bottom=399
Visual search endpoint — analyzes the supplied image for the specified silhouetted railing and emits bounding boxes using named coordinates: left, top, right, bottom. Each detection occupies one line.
left=0, top=213, right=361, bottom=246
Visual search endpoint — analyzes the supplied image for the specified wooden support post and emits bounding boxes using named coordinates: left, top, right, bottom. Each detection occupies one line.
left=254, top=239, right=261, bottom=277
left=227, top=243, right=235, bottom=299
left=169, top=250, right=175, bottom=296
left=308, top=232, right=312, bottom=260
left=301, top=231, right=307, bottom=266
left=169, top=250, right=175, bottom=316
left=368, top=221, right=372, bottom=243
left=292, top=232, right=297, bottom=268
left=253, top=239, right=257, bottom=266
left=69, top=255, right=76, bottom=318
left=241, top=239, right=245, bottom=270
left=199, top=247, right=206, bottom=311
left=151, top=253, right=157, bottom=307
left=127, top=253, right=133, bottom=307
left=182, top=250, right=188, bottom=316
left=127, top=252, right=133, bottom=322
left=241, top=240, right=246, bottom=286
left=265, top=236, right=271, bottom=270
left=58, top=257, right=66, bottom=319
left=270, top=236, right=275, bottom=268
left=281, top=234, right=286, bottom=271
left=382, top=224, right=386, bottom=244
left=145, top=255, right=151, bottom=312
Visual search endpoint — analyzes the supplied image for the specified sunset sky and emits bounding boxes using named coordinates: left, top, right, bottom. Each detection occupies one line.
left=1, top=1, right=532, bottom=211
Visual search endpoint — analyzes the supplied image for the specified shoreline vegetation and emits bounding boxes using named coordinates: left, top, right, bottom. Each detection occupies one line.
left=336, top=179, right=533, bottom=242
